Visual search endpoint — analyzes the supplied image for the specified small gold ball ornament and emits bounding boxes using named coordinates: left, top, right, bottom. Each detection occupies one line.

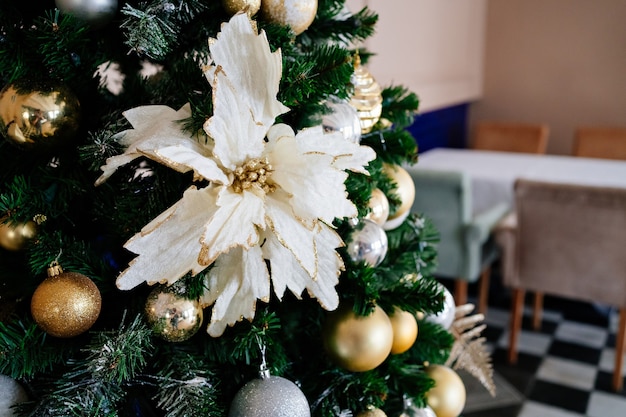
left=356, top=405, right=387, bottom=417
left=349, top=54, right=383, bottom=134
left=322, top=303, right=393, bottom=372
left=145, top=285, right=203, bottom=342
left=382, top=163, right=415, bottom=230
left=222, top=0, right=261, bottom=16
left=31, top=262, right=102, bottom=338
left=0, top=219, right=37, bottom=251
left=0, top=80, right=81, bottom=151
left=425, top=364, right=466, bottom=417
left=389, top=306, right=418, bottom=354
left=365, top=188, right=390, bottom=226
left=260, top=0, right=318, bottom=35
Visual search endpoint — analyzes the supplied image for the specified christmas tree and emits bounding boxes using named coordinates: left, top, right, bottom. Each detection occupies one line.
left=0, top=1, right=492, bottom=416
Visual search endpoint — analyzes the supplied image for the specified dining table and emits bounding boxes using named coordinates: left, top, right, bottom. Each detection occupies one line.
left=406, top=147, right=626, bottom=216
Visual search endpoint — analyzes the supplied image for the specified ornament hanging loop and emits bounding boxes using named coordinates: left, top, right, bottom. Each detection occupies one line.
left=256, top=334, right=270, bottom=379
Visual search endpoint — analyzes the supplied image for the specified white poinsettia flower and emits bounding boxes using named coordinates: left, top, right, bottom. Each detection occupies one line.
left=97, top=12, right=376, bottom=336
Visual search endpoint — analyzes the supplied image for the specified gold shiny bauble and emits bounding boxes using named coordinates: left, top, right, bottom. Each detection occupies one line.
left=382, top=163, right=416, bottom=221
left=349, top=54, right=383, bottom=134
left=222, top=0, right=261, bottom=16
left=322, top=303, right=393, bottom=372
left=31, top=266, right=101, bottom=338
left=425, top=365, right=466, bottom=417
left=356, top=406, right=387, bottom=417
left=260, top=0, right=318, bottom=35
left=0, top=219, right=37, bottom=251
left=145, top=286, right=203, bottom=342
left=389, top=306, right=418, bottom=354
left=0, top=81, right=81, bottom=151
left=365, top=188, right=390, bottom=226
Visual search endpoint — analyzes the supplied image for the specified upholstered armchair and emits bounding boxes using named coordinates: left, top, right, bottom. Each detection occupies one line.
left=496, top=179, right=626, bottom=391
left=405, top=167, right=509, bottom=313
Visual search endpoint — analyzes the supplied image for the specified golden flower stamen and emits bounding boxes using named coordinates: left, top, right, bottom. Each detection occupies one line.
left=232, top=157, right=275, bottom=193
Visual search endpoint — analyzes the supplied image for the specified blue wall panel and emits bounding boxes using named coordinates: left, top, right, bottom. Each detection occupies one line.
left=408, top=103, right=469, bottom=153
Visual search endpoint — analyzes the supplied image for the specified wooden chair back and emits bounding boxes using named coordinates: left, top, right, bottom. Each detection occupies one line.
left=573, top=127, right=626, bottom=160
left=472, top=122, right=549, bottom=154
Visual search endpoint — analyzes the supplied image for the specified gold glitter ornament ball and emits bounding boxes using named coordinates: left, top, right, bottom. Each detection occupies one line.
left=349, top=54, right=383, bottom=134
left=0, top=80, right=81, bottom=151
left=222, top=0, right=261, bottom=15
left=356, top=406, right=388, bottom=417
left=0, top=219, right=37, bottom=251
left=145, top=286, right=203, bottom=342
left=322, top=303, right=393, bottom=372
left=260, top=0, right=318, bottom=35
left=31, top=265, right=101, bottom=338
left=425, top=364, right=466, bottom=417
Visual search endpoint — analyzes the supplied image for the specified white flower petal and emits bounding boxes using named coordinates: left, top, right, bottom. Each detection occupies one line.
left=155, top=144, right=229, bottom=183
left=205, top=13, right=288, bottom=127
left=116, top=186, right=217, bottom=290
left=202, top=245, right=270, bottom=337
left=203, top=68, right=267, bottom=171
left=199, top=188, right=265, bottom=266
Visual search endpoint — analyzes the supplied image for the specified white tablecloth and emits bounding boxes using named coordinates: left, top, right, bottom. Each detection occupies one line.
left=410, top=148, right=626, bottom=215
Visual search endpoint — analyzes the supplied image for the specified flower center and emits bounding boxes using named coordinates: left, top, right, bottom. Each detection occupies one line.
left=232, top=157, right=275, bottom=193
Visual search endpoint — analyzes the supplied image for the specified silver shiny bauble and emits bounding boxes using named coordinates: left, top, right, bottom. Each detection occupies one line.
left=322, top=97, right=362, bottom=144
left=55, top=0, right=118, bottom=26
left=145, top=286, right=203, bottom=342
left=397, top=396, right=437, bottom=417
left=423, top=284, right=455, bottom=330
left=345, top=218, right=388, bottom=268
left=228, top=373, right=311, bottom=417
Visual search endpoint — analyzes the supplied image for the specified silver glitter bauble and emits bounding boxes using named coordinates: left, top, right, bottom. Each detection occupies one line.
left=322, top=97, right=362, bottom=144
left=345, top=218, right=388, bottom=267
left=423, top=284, right=455, bottom=330
left=0, top=374, right=28, bottom=417
left=228, top=373, right=311, bottom=417
left=55, top=0, right=118, bottom=26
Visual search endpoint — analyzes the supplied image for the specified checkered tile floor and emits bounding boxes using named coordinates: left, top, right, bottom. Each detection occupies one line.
left=461, top=285, right=626, bottom=417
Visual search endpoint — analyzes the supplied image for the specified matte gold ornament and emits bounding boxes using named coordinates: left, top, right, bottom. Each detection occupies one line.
left=145, top=285, right=203, bottom=342
left=389, top=306, right=418, bottom=354
left=260, top=0, right=318, bottom=35
left=55, top=0, right=118, bottom=27
left=349, top=54, right=383, bottom=134
left=0, top=219, right=37, bottom=251
left=30, top=263, right=101, bottom=338
left=382, top=163, right=415, bottom=222
left=425, top=364, right=466, bottom=417
left=0, top=81, right=81, bottom=151
left=322, top=303, right=393, bottom=372
left=365, top=188, right=390, bottom=226
left=357, top=405, right=387, bottom=417
left=222, top=0, right=261, bottom=16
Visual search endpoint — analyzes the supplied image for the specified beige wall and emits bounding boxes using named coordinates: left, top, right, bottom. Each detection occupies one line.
left=346, top=0, right=487, bottom=113
left=469, top=0, right=626, bottom=155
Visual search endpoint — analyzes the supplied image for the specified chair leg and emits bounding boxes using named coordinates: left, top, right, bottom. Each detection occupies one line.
left=613, top=308, right=626, bottom=392
left=454, top=280, right=468, bottom=306
left=477, top=267, right=491, bottom=315
left=532, top=292, right=544, bottom=330
left=508, top=288, right=525, bottom=364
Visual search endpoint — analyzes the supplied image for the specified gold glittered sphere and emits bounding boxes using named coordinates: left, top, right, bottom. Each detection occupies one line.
left=322, top=303, right=393, bottom=372
left=365, top=188, right=390, bottom=226
left=382, top=163, right=416, bottom=221
left=145, top=286, right=203, bottom=342
left=389, top=306, right=418, bottom=354
left=356, top=406, right=388, bottom=417
left=222, top=0, right=261, bottom=16
left=0, top=219, right=37, bottom=251
left=0, top=80, right=81, bottom=151
left=260, top=0, right=318, bottom=35
left=31, top=265, right=101, bottom=338
left=425, top=364, right=466, bottom=417
left=349, top=54, right=383, bottom=134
